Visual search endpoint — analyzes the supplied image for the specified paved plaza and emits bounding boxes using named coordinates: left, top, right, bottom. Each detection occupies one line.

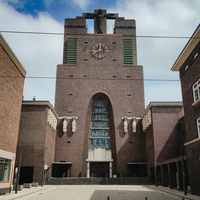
left=0, top=185, right=199, bottom=200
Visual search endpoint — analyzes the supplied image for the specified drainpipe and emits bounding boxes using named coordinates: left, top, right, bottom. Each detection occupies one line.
left=178, top=121, right=187, bottom=195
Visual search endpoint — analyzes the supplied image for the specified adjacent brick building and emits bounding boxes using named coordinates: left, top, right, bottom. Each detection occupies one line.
left=54, top=9, right=146, bottom=178
left=0, top=34, right=26, bottom=194
left=171, top=24, right=200, bottom=195
left=16, top=101, right=57, bottom=185
left=142, top=102, right=189, bottom=190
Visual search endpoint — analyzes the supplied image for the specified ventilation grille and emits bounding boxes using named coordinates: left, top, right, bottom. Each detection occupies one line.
left=123, top=39, right=133, bottom=65
left=66, top=38, right=77, bottom=65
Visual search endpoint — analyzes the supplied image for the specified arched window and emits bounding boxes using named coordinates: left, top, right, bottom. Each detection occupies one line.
left=90, top=100, right=109, bottom=149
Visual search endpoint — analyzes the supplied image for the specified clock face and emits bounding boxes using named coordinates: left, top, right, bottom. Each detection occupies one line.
left=91, top=43, right=108, bottom=59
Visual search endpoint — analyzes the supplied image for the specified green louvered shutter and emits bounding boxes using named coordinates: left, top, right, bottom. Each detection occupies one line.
left=66, top=38, right=77, bottom=65
left=123, top=39, right=133, bottom=65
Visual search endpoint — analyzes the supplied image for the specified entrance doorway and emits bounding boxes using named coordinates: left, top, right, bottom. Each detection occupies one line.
left=90, top=162, right=109, bottom=177
left=52, top=162, right=72, bottom=177
left=19, top=166, right=34, bottom=184
left=127, top=163, right=147, bottom=177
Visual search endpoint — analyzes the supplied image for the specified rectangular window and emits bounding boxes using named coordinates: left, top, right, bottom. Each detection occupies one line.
left=0, top=158, right=11, bottom=182
left=193, top=79, right=200, bottom=102
left=65, top=38, right=77, bottom=65
left=123, top=38, right=133, bottom=65
left=197, top=118, right=200, bottom=138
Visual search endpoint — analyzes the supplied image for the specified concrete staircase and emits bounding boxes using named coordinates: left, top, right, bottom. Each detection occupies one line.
left=46, top=177, right=152, bottom=185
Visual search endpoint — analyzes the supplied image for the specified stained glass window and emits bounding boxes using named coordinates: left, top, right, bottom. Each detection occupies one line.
left=90, top=100, right=109, bottom=149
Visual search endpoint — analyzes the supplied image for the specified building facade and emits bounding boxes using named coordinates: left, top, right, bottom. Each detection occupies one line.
left=0, top=35, right=26, bottom=194
left=16, top=101, right=57, bottom=185
left=54, top=9, right=146, bottom=178
left=171, top=24, right=200, bottom=195
left=142, top=102, right=189, bottom=191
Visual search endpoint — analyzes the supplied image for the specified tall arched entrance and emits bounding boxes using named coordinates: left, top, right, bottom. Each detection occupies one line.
left=86, top=93, right=116, bottom=178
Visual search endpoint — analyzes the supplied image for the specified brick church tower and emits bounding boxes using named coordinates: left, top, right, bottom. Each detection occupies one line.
left=54, top=9, right=146, bottom=178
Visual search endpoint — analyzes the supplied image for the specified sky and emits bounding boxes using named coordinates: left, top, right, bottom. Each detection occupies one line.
left=0, top=0, right=199, bottom=107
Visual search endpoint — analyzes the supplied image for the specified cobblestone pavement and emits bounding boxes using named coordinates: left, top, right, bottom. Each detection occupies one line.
left=0, top=185, right=199, bottom=200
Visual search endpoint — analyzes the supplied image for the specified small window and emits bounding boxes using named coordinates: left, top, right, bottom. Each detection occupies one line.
left=0, top=158, right=11, bottom=182
left=197, top=118, right=200, bottom=138
left=193, top=79, right=200, bottom=102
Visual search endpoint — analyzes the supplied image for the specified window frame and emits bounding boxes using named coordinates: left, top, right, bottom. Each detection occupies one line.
left=0, top=158, right=11, bottom=182
left=193, top=79, right=200, bottom=103
left=90, top=100, right=110, bottom=150
left=197, top=118, right=200, bottom=138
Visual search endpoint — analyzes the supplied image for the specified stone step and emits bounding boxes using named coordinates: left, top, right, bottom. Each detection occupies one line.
left=46, top=177, right=152, bottom=185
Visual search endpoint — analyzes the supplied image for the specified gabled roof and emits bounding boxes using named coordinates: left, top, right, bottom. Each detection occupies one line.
left=171, top=24, right=200, bottom=71
left=0, top=34, right=26, bottom=77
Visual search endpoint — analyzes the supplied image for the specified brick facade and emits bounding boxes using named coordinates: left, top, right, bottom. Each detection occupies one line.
left=54, top=9, right=146, bottom=178
left=17, top=101, right=57, bottom=185
left=171, top=25, right=200, bottom=195
left=142, top=102, right=186, bottom=188
left=0, top=35, right=26, bottom=194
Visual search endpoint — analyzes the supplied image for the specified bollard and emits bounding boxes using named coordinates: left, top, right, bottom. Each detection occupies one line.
left=145, top=197, right=147, bottom=200
left=107, top=196, right=110, bottom=200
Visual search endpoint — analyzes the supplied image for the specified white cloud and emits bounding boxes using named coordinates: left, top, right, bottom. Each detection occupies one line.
left=1, top=0, right=199, bottom=107
left=0, top=1, right=63, bottom=105
left=108, top=0, right=200, bottom=105
left=71, top=0, right=92, bottom=10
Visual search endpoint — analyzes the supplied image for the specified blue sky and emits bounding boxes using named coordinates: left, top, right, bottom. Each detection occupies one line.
left=6, top=0, right=117, bottom=21
left=0, top=0, right=200, bottom=107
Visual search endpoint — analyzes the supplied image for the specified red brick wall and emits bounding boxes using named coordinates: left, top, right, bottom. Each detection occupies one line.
left=18, top=104, right=56, bottom=183
left=179, top=42, right=200, bottom=195
left=0, top=45, right=25, bottom=154
left=151, top=106, right=184, bottom=161
left=144, top=105, right=184, bottom=180
left=55, top=34, right=145, bottom=177
left=179, top=43, right=200, bottom=141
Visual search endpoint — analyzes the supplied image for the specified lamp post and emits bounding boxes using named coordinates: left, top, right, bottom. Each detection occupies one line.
left=41, top=147, right=48, bottom=187
left=15, top=146, right=22, bottom=194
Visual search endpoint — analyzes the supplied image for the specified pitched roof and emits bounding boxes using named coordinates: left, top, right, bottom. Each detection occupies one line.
left=0, top=34, right=26, bottom=77
left=171, top=24, right=200, bottom=71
